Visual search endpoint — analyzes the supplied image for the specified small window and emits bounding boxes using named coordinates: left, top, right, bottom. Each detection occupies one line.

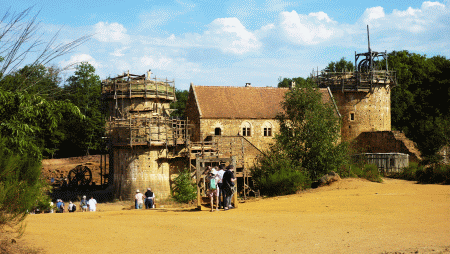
left=241, top=122, right=251, bottom=136
left=263, top=127, right=272, bottom=137
left=262, top=121, right=273, bottom=137
left=242, top=127, right=251, bottom=136
left=350, top=113, right=355, bottom=121
left=215, top=127, right=221, bottom=136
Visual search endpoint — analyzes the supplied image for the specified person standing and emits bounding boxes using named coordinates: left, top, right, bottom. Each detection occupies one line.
left=216, top=165, right=225, bottom=209
left=135, top=190, right=144, bottom=209
left=56, top=199, right=65, bottom=213
left=144, top=188, right=154, bottom=209
left=222, top=165, right=236, bottom=211
left=80, top=196, right=88, bottom=212
left=88, top=196, right=97, bottom=212
left=207, top=168, right=220, bottom=212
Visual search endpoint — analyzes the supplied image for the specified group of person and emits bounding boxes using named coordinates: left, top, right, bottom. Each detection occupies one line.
left=207, top=164, right=236, bottom=212
left=134, top=188, right=155, bottom=209
left=54, top=196, right=97, bottom=213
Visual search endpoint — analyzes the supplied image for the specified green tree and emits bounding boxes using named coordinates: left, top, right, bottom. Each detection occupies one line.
left=58, top=62, right=105, bottom=157
left=170, top=89, right=189, bottom=117
left=324, top=57, right=354, bottom=72
left=277, top=77, right=312, bottom=88
left=172, top=169, right=197, bottom=203
left=389, top=51, right=450, bottom=158
left=276, top=83, right=348, bottom=180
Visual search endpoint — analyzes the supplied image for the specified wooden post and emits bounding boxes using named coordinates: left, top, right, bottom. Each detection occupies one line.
left=231, top=156, right=238, bottom=208
left=196, top=154, right=201, bottom=210
left=100, top=154, right=103, bottom=186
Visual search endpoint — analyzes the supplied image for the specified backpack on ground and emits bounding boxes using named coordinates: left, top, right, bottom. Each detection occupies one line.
left=72, top=204, right=77, bottom=212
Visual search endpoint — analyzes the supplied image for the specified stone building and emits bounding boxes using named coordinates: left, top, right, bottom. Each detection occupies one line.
left=185, top=84, right=337, bottom=170
left=102, top=72, right=189, bottom=200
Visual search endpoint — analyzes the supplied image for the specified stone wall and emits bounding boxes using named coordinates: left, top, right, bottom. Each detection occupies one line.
left=199, top=118, right=278, bottom=152
left=333, top=85, right=391, bottom=142
left=352, top=131, right=421, bottom=162
left=112, top=146, right=184, bottom=200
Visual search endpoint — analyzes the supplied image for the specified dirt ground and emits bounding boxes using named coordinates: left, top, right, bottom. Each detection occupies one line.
left=17, top=178, right=450, bottom=253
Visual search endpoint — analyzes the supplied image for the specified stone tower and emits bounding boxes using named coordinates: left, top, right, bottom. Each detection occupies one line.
left=102, top=71, right=189, bottom=200
left=316, top=28, right=396, bottom=143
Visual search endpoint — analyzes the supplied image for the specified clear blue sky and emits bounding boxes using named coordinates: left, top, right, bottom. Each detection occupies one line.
left=2, top=0, right=449, bottom=90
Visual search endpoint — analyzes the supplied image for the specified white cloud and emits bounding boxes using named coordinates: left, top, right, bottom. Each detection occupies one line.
left=203, top=17, right=261, bottom=54
left=93, top=22, right=129, bottom=43
left=361, top=7, right=386, bottom=23
left=59, top=54, right=102, bottom=69
left=110, top=47, right=130, bottom=57
left=278, top=10, right=337, bottom=45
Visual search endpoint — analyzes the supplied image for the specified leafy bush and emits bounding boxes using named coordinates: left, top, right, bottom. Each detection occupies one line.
left=390, top=162, right=422, bottom=180
left=251, top=150, right=310, bottom=196
left=416, top=164, right=450, bottom=184
left=171, top=169, right=197, bottom=203
left=0, top=137, right=50, bottom=231
left=346, top=163, right=382, bottom=183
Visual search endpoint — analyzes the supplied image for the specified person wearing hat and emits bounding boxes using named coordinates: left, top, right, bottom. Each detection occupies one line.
left=135, top=189, right=144, bottom=209
left=80, top=196, right=88, bottom=212
left=207, top=168, right=220, bottom=212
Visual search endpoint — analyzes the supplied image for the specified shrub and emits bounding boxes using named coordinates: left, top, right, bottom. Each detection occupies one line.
left=361, top=164, right=383, bottom=183
left=0, top=138, right=49, bottom=231
left=416, top=164, right=450, bottom=184
left=251, top=150, right=310, bottom=196
left=347, top=163, right=382, bottom=183
left=171, top=169, right=197, bottom=203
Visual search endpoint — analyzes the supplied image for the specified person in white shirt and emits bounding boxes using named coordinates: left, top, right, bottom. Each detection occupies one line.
left=135, top=189, right=144, bottom=209
left=216, top=165, right=225, bottom=209
left=88, top=196, right=97, bottom=212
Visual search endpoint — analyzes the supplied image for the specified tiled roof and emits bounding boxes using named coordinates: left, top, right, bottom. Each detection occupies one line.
left=191, top=85, right=333, bottom=119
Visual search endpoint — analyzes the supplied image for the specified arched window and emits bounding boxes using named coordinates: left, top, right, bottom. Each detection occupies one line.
left=215, top=127, right=221, bottom=136
left=262, top=121, right=273, bottom=137
left=241, top=122, right=251, bottom=136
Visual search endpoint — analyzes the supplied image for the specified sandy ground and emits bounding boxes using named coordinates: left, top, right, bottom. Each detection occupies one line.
left=20, top=178, right=450, bottom=254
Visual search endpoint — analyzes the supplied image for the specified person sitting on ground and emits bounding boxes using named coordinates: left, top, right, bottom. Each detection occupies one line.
left=207, top=168, right=220, bottom=212
left=144, top=188, right=154, bottom=209
left=80, top=196, right=88, bottom=212
left=135, top=189, right=144, bottom=209
left=88, top=196, right=97, bottom=212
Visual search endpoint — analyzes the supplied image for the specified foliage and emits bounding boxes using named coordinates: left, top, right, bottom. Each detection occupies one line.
left=0, top=64, right=62, bottom=97
left=0, top=137, right=50, bottom=231
left=347, top=163, right=382, bottom=183
left=324, top=57, right=354, bottom=72
left=276, top=82, right=349, bottom=181
left=415, top=164, right=450, bottom=184
left=170, top=89, right=189, bottom=117
left=277, top=77, right=312, bottom=88
left=389, top=162, right=423, bottom=181
left=57, top=62, right=105, bottom=157
left=0, top=89, right=82, bottom=159
left=251, top=150, right=310, bottom=196
left=389, top=51, right=450, bottom=158
left=172, top=169, right=197, bottom=203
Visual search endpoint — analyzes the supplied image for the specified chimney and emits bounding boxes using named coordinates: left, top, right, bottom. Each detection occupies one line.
left=245, top=83, right=251, bottom=87
left=290, top=81, right=296, bottom=89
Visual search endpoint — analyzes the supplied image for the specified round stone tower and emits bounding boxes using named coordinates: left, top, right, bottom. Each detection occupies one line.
left=102, top=71, right=189, bottom=200
left=316, top=45, right=396, bottom=143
